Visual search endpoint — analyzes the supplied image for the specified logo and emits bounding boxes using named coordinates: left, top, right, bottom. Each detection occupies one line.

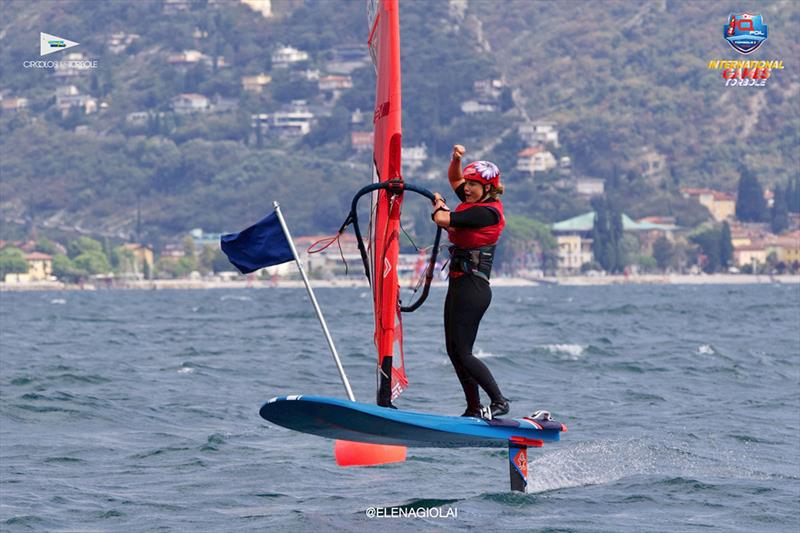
left=513, top=449, right=527, bottom=479
left=24, top=32, right=98, bottom=71
left=707, top=13, right=783, bottom=88
left=723, top=13, right=767, bottom=55
left=40, top=32, right=79, bottom=56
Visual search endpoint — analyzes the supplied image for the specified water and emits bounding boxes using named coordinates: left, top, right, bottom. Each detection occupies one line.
left=1, top=284, right=798, bottom=532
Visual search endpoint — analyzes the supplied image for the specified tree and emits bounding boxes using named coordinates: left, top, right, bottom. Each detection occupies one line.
left=35, top=238, right=59, bottom=255
left=211, top=247, right=233, bottom=273
left=73, top=251, right=112, bottom=275
left=770, top=184, right=789, bottom=234
left=52, top=254, right=83, bottom=283
left=0, top=247, right=29, bottom=278
left=719, top=221, right=733, bottom=270
left=690, top=227, right=721, bottom=273
left=591, top=196, right=623, bottom=272
left=735, top=167, right=767, bottom=222
left=652, top=236, right=674, bottom=271
left=787, top=176, right=800, bottom=213
left=68, top=237, right=103, bottom=259
left=636, top=255, right=657, bottom=272
left=495, top=214, right=557, bottom=274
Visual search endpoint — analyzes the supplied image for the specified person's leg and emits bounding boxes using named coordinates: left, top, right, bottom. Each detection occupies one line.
left=445, top=281, right=481, bottom=413
left=450, top=277, right=507, bottom=411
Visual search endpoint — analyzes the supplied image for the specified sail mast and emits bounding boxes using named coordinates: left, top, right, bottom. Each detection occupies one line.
left=367, top=0, right=407, bottom=404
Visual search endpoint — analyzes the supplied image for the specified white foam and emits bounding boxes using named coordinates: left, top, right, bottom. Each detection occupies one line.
left=220, top=295, right=252, bottom=302
left=177, top=367, right=194, bottom=374
left=50, top=298, right=66, bottom=304
left=527, top=439, right=658, bottom=493
left=526, top=437, right=771, bottom=493
left=541, top=344, right=585, bottom=360
left=697, top=344, right=715, bottom=355
left=474, top=347, right=498, bottom=359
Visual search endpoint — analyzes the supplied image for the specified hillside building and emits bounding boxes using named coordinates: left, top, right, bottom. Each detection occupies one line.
left=518, top=121, right=559, bottom=148
left=517, top=146, right=557, bottom=175
left=681, top=188, right=736, bottom=222
left=271, top=46, right=309, bottom=68
left=242, top=74, right=272, bottom=93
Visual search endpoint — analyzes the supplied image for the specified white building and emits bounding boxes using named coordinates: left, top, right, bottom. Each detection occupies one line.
left=252, top=101, right=314, bottom=137
left=55, top=85, right=96, bottom=115
left=242, top=74, right=272, bottom=93
left=240, top=0, right=272, bottom=18
left=402, top=144, right=428, bottom=171
left=351, top=131, right=372, bottom=151
left=271, top=46, right=309, bottom=68
left=54, top=52, right=90, bottom=77
left=351, top=108, right=365, bottom=124
left=516, top=146, right=557, bottom=175
left=556, top=234, right=594, bottom=271
left=107, top=32, right=140, bottom=54
left=461, top=100, right=497, bottom=114
left=126, top=111, right=150, bottom=125
left=172, top=93, right=210, bottom=114
left=167, top=49, right=209, bottom=65
left=1, top=97, right=28, bottom=113
left=473, top=79, right=503, bottom=100
left=575, top=178, right=605, bottom=196
left=518, top=121, right=559, bottom=148
left=291, top=68, right=320, bottom=81
left=318, top=75, right=353, bottom=92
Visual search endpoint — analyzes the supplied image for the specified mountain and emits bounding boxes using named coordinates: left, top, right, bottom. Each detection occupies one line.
left=1, top=0, right=797, bottom=246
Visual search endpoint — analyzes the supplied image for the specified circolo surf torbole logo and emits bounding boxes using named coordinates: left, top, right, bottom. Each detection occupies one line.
left=707, top=13, right=784, bottom=88
left=40, top=32, right=79, bottom=56
left=23, top=32, right=98, bottom=70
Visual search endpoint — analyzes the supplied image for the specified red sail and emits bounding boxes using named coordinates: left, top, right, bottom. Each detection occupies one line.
left=367, top=0, right=407, bottom=400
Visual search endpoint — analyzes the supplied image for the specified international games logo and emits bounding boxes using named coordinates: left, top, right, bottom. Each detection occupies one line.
left=708, top=13, right=782, bottom=87
left=723, top=13, right=768, bottom=55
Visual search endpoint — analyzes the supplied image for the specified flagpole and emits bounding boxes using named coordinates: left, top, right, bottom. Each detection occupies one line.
left=272, top=201, right=356, bottom=402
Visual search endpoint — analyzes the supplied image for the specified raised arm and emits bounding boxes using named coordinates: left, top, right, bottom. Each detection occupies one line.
left=448, top=144, right=465, bottom=192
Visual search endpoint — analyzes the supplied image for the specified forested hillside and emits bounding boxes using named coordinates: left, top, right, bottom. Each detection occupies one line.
left=0, top=0, right=797, bottom=246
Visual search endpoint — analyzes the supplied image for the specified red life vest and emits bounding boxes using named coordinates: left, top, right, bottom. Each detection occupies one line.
left=447, top=199, right=505, bottom=249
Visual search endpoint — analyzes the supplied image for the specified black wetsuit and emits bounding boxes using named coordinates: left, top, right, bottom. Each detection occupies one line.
left=445, top=185, right=504, bottom=412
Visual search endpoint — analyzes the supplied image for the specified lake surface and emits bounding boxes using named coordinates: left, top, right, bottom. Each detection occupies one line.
left=1, top=284, right=798, bottom=532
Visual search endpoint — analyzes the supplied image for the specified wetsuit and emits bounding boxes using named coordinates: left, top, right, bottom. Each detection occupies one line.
left=444, top=184, right=506, bottom=413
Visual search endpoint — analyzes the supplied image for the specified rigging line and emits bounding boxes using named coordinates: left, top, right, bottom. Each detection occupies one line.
left=307, top=233, right=349, bottom=276
left=399, top=219, right=420, bottom=251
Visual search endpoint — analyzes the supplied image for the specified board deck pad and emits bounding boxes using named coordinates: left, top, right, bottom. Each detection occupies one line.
left=260, top=395, right=566, bottom=448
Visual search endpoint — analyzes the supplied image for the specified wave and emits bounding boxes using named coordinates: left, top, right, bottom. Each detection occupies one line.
left=220, top=295, right=253, bottom=302
left=697, top=344, right=715, bottom=355
left=526, top=436, right=780, bottom=494
left=540, top=344, right=585, bottom=360
left=474, top=347, right=500, bottom=359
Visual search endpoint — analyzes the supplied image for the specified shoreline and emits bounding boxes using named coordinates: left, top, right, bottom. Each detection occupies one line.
left=1, top=274, right=798, bottom=291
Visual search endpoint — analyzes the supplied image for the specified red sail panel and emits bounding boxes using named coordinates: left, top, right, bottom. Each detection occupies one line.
left=367, top=0, right=407, bottom=400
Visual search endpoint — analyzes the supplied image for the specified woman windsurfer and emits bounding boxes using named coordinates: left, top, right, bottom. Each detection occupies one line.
left=431, top=144, right=510, bottom=419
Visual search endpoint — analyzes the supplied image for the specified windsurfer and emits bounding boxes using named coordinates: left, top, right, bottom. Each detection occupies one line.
left=431, top=144, right=510, bottom=419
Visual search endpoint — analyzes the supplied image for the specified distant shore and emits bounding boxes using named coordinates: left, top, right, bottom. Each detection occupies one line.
left=2, top=274, right=798, bottom=291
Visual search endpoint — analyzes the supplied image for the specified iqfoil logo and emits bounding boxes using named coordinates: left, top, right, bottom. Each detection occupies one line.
left=40, top=32, right=79, bottom=56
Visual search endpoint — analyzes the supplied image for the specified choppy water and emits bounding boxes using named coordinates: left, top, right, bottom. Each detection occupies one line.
left=1, top=284, right=798, bottom=532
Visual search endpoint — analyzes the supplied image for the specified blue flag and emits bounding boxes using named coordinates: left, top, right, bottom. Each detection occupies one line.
left=220, top=211, right=294, bottom=274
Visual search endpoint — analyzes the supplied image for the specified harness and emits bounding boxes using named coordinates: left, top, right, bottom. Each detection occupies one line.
left=449, top=244, right=496, bottom=281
